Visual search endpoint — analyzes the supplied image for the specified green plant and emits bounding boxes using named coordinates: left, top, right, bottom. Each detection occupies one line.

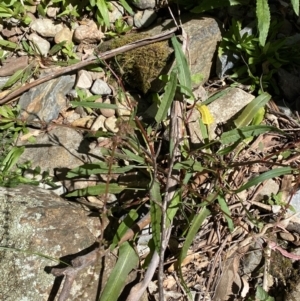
left=175, top=0, right=299, bottom=46
left=0, top=0, right=32, bottom=24
left=218, top=19, right=300, bottom=92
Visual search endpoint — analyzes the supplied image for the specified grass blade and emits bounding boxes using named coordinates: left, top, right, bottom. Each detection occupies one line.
left=66, top=183, right=126, bottom=196
left=235, top=166, right=294, bottom=193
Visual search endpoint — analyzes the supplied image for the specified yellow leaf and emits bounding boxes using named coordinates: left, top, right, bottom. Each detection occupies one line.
left=196, top=104, right=214, bottom=125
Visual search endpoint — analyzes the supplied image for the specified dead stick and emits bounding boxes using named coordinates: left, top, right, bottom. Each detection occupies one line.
left=0, top=28, right=178, bottom=105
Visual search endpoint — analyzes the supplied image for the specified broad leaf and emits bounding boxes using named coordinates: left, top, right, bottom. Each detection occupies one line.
left=71, top=101, right=118, bottom=109
left=234, top=92, right=271, bottom=128
left=100, top=242, right=139, bottom=301
left=1, top=146, right=25, bottom=173
left=256, top=0, right=271, bottom=46
left=96, top=0, right=110, bottom=27
left=291, top=0, right=299, bottom=16
left=171, top=36, right=192, bottom=93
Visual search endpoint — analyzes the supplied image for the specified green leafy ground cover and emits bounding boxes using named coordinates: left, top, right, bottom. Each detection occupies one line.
left=1, top=1, right=300, bottom=301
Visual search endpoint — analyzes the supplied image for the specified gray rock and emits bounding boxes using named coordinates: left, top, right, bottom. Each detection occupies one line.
left=134, top=9, right=157, bottom=28
left=91, top=79, right=112, bottom=95
left=76, top=70, right=93, bottom=89
left=132, top=0, right=156, bottom=9
left=18, top=75, right=75, bottom=123
left=27, top=33, right=51, bottom=56
left=0, top=185, right=117, bottom=301
left=17, top=126, right=98, bottom=178
left=0, top=76, right=10, bottom=89
left=30, top=18, right=63, bottom=38
left=148, top=14, right=222, bottom=86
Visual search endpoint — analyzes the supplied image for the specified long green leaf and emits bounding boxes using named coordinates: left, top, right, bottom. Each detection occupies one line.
left=171, top=36, right=192, bottom=93
left=234, top=92, right=271, bottom=128
left=256, top=0, right=271, bottom=46
left=178, top=207, right=210, bottom=297
left=150, top=180, right=162, bottom=253
left=111, top=209, right=139, bottom=249
left=66, top=183, right=126, bottom=196
left=155, top=71, right=177, bottom=123
left=66, top=163, right=136, bottom=178
left=118, top=0, right=134, bottom=15
left=220, top=125, right=284, bottom=144
left=100, top=242, right=138, bottom=301
left=235, top=166, right=294, bottom=193
left=291, top=0, right=299, bottom=16
left=166, top=190, right=181, bottom=227
left=0, top=39, right=18, bottom=50
left=96, top=0, right=110, bottom=27
left=71, top=101, right=118, bottom=109
left=2, top=146, right=25, bottom=173
left=217, top=194, right=234, bottom=232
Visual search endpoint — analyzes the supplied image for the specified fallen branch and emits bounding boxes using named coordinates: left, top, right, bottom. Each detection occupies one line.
left=0, top=28, right=178, bottom=105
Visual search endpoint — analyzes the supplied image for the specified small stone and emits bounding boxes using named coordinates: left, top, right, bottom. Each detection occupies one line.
left=76, top=70, right=93, bottom=89
left=132, top=0, right=156, bottom=9
left=105, top=116, right=119, bottom=133
left=91, top=79, right=112, bottom=95
left=1, top=26, right=22, bottom=38
left=100, top=98, right=115, bottom=118
left=134, top=9, right=157, bottom=28
left=30, top=18, right=63, bottom=37
left=91, top=114, right=107, bottom=132
left=46, top=6, right=60, bottom=18
left=73, top=20, right=105, bottom=43
left=54, top=27, right=73, bottom=44
left=27, top=33, right=50, bottom=56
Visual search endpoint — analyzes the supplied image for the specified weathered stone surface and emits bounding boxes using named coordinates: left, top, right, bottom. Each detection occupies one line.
left=188, top=88, right=255, bottom=143
left=30, top=18, right=63, bottom=37
left=134, top=9, right=157, bottom=28
left=27, top=33, right=51, bottom=56
left=148, top=14, right=222, bottom=86
left=0, top=56, right=29, bottom=76
left=73, top=20, right=105, bottom=43
left=132, top=0, right=156, bottom=9
left=91, top=79, right=112, bottom=95
left=17, top=126, right=100, bottom=178
left=54, top=26, right=73, bottom=44
left=0, top=185, right=104, bottom=301
left=18, top=75, right=75, bottom=123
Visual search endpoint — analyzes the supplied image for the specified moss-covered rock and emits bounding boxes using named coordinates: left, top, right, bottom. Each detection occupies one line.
left=99, top=33, right=172, bottom=93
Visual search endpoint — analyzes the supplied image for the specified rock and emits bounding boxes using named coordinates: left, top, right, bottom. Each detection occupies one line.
left=148, top=14, right=222, bottom=86
left=91, top=114, right=107, bottom=132
left=73, top=20, right=105, bottom=43
left=0, top=185, right=115, bottom=301
left=0, top=76, right=10, bottom=89
left=1, top=26, right=22, bottom=38
left=134, top=9, right=157, bottom=28
left=253, top=179, right=279, bottom=202
left=46, top=6, right=60, bottom=18
left=105, top=116, right=119, bottom=132
left=100, top=98, right=115, bottom=117
left=188, top=88, right=255, bottom=143
left=132, top=0, right=156, bottom=9
left=116, top=93, right=135, bottom=116
left=0, top=56, right=29, bottom=76
left=18, top=75, right=75, bottom=123
left=109, top=1, right=124, bottom=23
left=54, top=27, right=73, bottom=44
left=17, top=126, right=98, bottom=178
left=76, top=70, right=93, bottom=89
left=91, top=79, right=112, bottom=95
left=30, top=18, right=63, bottom=37
left=27, top=33, right=50, bottom=56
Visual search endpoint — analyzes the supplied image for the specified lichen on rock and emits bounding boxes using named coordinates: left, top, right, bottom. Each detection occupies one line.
left=99, top=33, right=172, bottom=93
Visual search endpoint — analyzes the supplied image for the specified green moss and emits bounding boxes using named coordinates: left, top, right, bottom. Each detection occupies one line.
left=100, top=33, right=172, bottom=93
